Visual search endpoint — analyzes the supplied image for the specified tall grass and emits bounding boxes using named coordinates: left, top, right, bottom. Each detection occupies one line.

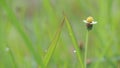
left=0, top=0, right=120, bottom=68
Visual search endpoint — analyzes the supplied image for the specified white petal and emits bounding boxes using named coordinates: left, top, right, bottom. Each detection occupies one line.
left=83, top=20, right=88, bottom=23
left=90, top=21, right=97, bottom=24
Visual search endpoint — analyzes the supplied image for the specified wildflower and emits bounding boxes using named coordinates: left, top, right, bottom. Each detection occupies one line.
left=83, top=16, right=97, bottom=30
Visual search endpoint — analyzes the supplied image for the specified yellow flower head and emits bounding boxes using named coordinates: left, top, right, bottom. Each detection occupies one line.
left=83, top=16, right=97, bottom=24
left=86, top=16, right=93, bottom=23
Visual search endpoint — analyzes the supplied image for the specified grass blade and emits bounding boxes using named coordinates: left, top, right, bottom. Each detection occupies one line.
left=6, top=45, right=18, bottom=68
left=44, top=18, right=65, bottom=67
left=0, top=1, right=44, bottom=68
left=64, top=15, right=84, bottom=68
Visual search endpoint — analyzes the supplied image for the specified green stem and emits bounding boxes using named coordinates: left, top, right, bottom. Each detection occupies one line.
left=85, top=31, right=89, bottom=68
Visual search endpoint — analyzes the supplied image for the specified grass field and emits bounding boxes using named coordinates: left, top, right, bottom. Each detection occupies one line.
left=0, top=0, right=120, bottom=68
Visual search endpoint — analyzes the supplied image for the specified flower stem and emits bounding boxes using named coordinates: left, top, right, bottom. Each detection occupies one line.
left=84, top=31, right=89, bottom=68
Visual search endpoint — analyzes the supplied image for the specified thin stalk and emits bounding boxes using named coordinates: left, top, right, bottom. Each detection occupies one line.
left=84, top=31, right=89, bottom=68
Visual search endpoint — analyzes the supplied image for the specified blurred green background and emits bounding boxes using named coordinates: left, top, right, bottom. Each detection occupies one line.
left=0, top=0, right=120, bottom=68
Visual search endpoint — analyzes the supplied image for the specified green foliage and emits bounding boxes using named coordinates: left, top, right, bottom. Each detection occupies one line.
left=0, top=0, right=120, bottom=68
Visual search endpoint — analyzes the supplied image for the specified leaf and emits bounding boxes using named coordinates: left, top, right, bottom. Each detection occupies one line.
left=64, top=15, right=84, bottom=68
left=44, top=18, right=65, bottom=67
